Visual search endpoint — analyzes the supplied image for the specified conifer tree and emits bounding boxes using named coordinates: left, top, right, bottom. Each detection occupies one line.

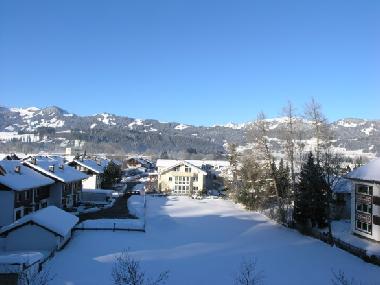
left=294, top=152, right=328, bottom=228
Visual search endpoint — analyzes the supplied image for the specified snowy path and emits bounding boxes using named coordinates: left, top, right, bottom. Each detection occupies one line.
left=49, top=196, right=380, bottom=285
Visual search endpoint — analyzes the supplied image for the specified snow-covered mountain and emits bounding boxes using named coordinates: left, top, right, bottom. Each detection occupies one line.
left=0, top=106, right=379, bottom=158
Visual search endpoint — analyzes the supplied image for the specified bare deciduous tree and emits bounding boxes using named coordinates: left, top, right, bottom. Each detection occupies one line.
left=331, top=270, right=363, bottom=285
left=282, top=101, right=297, bottom=194
left=304, top=98, right=330, bottom=161
left=19, top=267, right=55, bottom=285
left=321, top=149, right=344, bottom=244
left=112, top=250, right=169, bottom=285
left=227, top=143, right=240, bottom=198
left=234, top=258, right=264, bottom=285
left=249, top=112, right=284, bottom=221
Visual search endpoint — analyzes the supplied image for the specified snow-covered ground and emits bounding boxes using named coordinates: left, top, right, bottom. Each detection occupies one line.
left=49, top=197, right=380, bottom=285
left=329, top=220, right=380, bottom=257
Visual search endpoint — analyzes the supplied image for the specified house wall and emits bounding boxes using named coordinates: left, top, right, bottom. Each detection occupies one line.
left=159, top=164, right=205, bottom=195
left=48, top=183, right=63, bottom=208
left=82, top=174, right=97, bottom=189
left=0, top=191, right=14, bottom=227
left=351, top=182, right=380, bottom=242
left=5, top=224, right=60, bottom=252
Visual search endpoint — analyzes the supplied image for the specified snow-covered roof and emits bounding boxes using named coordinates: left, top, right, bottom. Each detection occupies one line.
left=159, top=160, right=207, bottom=175
left=333, top=178, right=353, bottom=194
left=72, top=159, right=106, bottom=174
left=0, top=160, right=54, bottom=191
left=156, top=159, right=230, bottom=169
left=0, top=206, right=79, bottom=237
left=0, top=251, right=44, bottom=266
left=128, top=157, right=151, bottom=165
left=24, top=158, right=88, bottom=183
left=346, top=158, right=380, bottom=183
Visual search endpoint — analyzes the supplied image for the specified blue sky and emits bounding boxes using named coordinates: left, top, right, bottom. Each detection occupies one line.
left=0, top=0, right=379, bottom=126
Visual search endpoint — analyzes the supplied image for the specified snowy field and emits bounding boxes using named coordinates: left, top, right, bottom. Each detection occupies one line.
left=49, top=196, right=380, bottom=285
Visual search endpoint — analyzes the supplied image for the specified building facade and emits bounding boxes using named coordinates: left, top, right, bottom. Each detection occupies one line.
left=68, top=158, right=107, bottom=189
left=346, top=158, right=380, bottom=242
left=0, top=161, right=54, bottom=227
left=158, top=161, right=206, bottom=195
left=23, top=157, right=88, bottom=210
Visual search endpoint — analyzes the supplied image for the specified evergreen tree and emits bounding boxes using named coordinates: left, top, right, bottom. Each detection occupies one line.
left=294, top=152, right=328, bottom=229
left=102, top=161, right=122, bottom=188
left=275, top=158, right=290, bottom=199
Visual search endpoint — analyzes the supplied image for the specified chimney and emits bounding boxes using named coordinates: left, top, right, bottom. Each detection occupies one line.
left=14, top=165, right=21, bottom=174
left=31, top=157, right=37, bottom=165
left=59, top=164, right=64, bottom=170
left=49, top=165, right=55, bottom=172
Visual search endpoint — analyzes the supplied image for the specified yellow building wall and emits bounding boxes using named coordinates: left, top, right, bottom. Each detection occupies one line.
left=158, top=164, right=205, bottom=195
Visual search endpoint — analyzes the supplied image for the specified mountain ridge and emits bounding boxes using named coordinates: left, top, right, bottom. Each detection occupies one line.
left=0, top=106, right=379, bottom=158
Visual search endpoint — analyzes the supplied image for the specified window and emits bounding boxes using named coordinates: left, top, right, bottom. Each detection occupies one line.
left=169, top=177, right=172, bottom=181
left=356, top=220, right=372, bottom=234
left=185, top=166, right=191, bottom=173
left=356, top=203, right=372, bottom=214
left=193, top=187, right=198, bottom=191
left=16, top=192, right=22, bottom=202
left=356, top=184, right=373, bottom=195
left=193, top=176, right=198, bottom=182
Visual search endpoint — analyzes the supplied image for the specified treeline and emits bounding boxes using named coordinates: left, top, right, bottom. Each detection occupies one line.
left=228, top=99, right=362, bottom=240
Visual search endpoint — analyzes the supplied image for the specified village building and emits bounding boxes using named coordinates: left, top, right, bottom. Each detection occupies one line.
left=346, top=158, right=380, bottom=242
left=158, top=160, right=207, bottom=195
left=68, top=158, right=108, bottom=189
left=23, top=157, right=88, bottom=210
left=157, top=159, right=230, bottom=192
left=126, top=157, right=153, bottom=169
left=0, top=206, right=79, bottom=252
left=331, top=177, right=353, bottom=220
left=0, top=160, right=55, bottom=228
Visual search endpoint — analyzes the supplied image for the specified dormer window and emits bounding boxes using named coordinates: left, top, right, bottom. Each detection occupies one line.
left=185, top=166, right=191, bottom=173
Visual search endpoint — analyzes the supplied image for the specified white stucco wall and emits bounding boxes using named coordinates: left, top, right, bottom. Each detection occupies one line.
left=159, top=164, right=206, bottom=195
left=5, top=224, right=60, bottom=252
left=0, top=191, right=15, bottom=227
left=82, top=175, right=97, bottom=189
left=351, top=182, right=380, bottom=242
